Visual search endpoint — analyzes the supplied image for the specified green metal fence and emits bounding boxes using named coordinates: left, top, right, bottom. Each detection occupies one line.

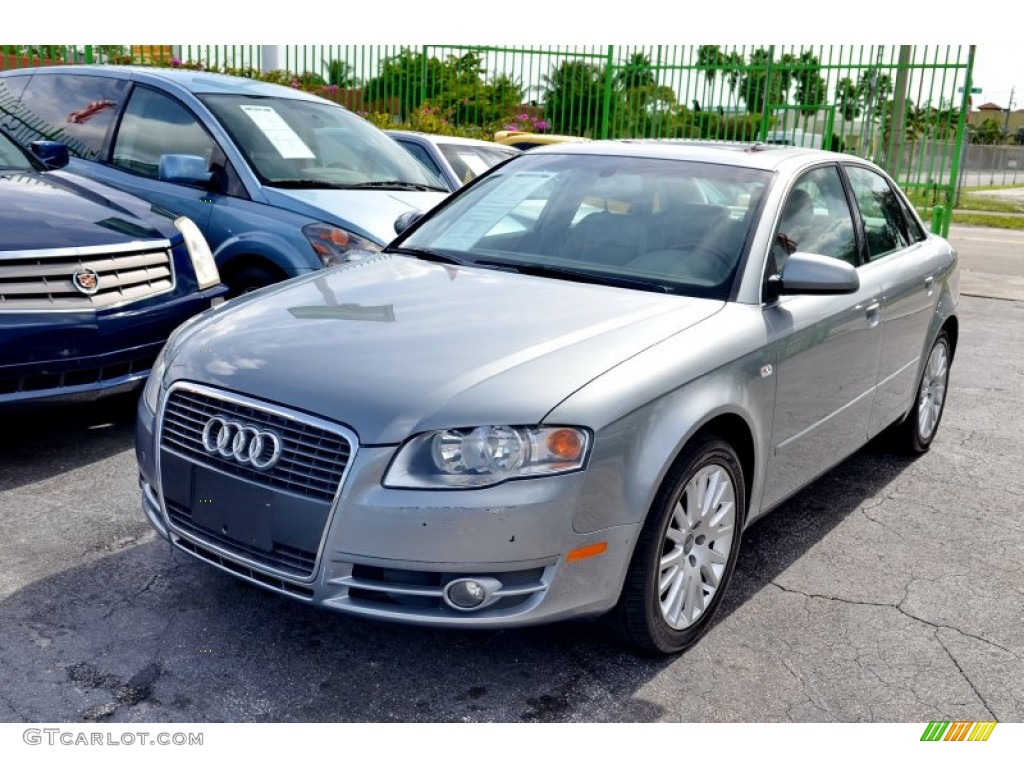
left=1, top=44, right=976, bottom=234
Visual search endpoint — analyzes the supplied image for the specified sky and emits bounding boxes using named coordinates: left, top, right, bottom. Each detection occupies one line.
left=966, top=46, right=1020, bottom=110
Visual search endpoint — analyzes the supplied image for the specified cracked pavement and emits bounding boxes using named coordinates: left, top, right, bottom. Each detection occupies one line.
left=1, top=249, right=1022, bottom=721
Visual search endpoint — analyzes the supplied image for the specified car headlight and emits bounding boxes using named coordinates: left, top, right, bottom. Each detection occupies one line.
left=174, top=216, right=220, bottom=290
left=142, top=343, right=169, bottom=414
left=303, top=223, right=381, bottom=267
left=384, top=425, right=591, bottom=489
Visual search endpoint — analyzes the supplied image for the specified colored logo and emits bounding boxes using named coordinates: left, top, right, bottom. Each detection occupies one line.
left=921, top=721, right=997, bottom=741
left=72, top=267, right=101, bottom=296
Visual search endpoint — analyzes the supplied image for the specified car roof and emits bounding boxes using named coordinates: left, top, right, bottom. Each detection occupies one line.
left=387, top=130, right=520, bottom=151
left=3, top=64, right=327, bottom=102
left=522, top=138, right=852, bottom=172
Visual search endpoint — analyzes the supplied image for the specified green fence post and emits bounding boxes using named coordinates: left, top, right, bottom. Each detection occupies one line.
left=600, top=45, right=615, bottom=139
left=758, top=46, right=775, bottom=142
left=83, top=45, right=94, bottom=65
left=931, top=205, right=944, bottom=234
left=945, top=45, right=976, bottom=237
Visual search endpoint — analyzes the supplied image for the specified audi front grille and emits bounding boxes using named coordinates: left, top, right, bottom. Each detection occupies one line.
left=160, top=387, right=353, bottom=503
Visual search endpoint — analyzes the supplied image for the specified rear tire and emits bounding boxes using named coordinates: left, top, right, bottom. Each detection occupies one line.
left=892, top=331, right=951, bottom=454
left=611, top=435, right=745, bottom=654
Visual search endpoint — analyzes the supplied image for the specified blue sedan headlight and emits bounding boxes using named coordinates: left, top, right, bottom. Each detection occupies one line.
left=384, top=425, right=591, bottom=489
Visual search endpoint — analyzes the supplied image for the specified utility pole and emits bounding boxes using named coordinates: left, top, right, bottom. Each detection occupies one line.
left=1004, top=86, right=1016, bottom=138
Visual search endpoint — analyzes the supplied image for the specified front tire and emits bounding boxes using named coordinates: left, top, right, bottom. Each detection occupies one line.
left=893, top=331, right=951, bottom=454
left=611, top=435, right=745, bottom=654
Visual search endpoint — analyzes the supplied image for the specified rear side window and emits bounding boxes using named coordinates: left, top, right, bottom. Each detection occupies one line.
left=14, top=73, right=128, bottom=160
left=844, top=165, right=913, bottom=261
left=112, top=85, right=218, bottom=179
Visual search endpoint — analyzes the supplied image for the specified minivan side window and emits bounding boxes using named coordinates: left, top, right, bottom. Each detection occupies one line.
left=13, top=73, right=128, bottom=160
left=112, top=86, right=219, bottom=180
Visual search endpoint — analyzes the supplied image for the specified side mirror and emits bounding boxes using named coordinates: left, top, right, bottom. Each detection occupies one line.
left=776, top=252, right=860, bottom=296
left=159, top=154, right=214, bottom=188
left=394, top=210, right=425, bottom=235
left=30, top=141, right=70, bottom=169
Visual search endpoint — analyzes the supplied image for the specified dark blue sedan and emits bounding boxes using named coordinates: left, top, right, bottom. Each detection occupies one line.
left=0, top=130, right=226, bottom=405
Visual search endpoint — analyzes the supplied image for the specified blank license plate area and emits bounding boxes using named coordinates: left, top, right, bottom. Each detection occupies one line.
left=191, top=467, right=274, bottom=552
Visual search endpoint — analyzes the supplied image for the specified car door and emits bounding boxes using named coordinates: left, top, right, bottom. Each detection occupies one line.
left=96, top=84, right=233, bottom=236
left=761, top=164, right=885, bottom=508
left=842, top=164, right=948, bottom=436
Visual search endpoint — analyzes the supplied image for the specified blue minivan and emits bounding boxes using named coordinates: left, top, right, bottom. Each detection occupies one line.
left=0, top=66, right=449, bottom=294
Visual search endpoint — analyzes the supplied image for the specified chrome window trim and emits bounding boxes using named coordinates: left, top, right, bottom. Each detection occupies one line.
left=154, top=381, right=360, bottom=586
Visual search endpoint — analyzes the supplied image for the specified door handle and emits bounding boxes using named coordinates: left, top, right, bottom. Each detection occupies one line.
left=865, top=301, right=881, bottom=328
left=924, top=276, right=935, bottom=295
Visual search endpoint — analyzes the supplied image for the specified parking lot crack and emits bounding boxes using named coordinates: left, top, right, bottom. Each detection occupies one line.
left=934, top=631, right=998, bottom=720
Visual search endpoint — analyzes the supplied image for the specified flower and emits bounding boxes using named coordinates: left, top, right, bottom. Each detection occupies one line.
left=170, top=57, right=182, bottom=68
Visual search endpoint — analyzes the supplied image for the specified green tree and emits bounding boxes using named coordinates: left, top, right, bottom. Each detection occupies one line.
left=543, top=59, right=609, bottom=136
left=974, top=117, right=1004, bottom=144
left=615, top=52, right=656, bottom=91
left=324, top=59, right=360, bottom=88
left=362, top=48, right=445, bottom=120
left=792, top=50, right=827, bottom=129
left=738, top=47, right=794, bottom=115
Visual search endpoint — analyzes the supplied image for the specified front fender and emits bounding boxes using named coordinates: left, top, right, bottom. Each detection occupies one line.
left=212, top=229, right=319, bottom=277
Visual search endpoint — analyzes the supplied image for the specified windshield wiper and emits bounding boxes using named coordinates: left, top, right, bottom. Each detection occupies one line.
left=346, top=180, right=448, bottom=192
left=476, top=259, right=673, bottom=293
left=389, top=246, right=469, bottom=265
left=263, top=179, right=353, bottom=189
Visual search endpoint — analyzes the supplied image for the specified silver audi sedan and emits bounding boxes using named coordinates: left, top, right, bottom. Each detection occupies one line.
left=136, top=140, right=958, bottom=654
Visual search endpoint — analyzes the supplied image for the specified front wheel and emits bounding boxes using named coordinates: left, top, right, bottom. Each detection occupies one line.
left=611, top=435, right=745, bottom=654
left=893, top=331, right=951, bottom=454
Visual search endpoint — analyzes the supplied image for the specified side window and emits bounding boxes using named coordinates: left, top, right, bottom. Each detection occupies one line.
left=112, top=86, right=218, bottom=179
left=845, top=165, right=912, bottom=261
left=771, top=165, right=858, bottom=272
left=14, top=73, right=128, bottom=160
left=397, top=140, right=445, bottom=182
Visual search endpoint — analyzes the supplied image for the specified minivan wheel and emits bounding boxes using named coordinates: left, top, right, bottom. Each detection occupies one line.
left=611, top=435, right=745, bottom=654
left=225, top=264, right=282, bottom=297
left=893, top=331, right=951, bottom=454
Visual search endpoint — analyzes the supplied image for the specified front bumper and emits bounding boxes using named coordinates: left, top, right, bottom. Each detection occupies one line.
left=136, top=385, right=637, bottom=628
left=1, top=285, right=226, bottom=405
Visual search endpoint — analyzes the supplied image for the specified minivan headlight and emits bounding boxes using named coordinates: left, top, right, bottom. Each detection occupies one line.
left=303, top=223, right=381, bottom=267
left=174, top=216, right=220, bottom=290
left=384, top=425, right=591, bottom=489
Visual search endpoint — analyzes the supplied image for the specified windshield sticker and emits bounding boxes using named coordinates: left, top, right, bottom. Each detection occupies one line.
left=238, top=105, right=315, bottom=159
left=435, top=172, right=555, bottom=249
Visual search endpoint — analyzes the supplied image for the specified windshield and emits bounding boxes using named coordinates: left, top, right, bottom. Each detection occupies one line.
left=399, top=152, right=770, bottom=299
left=0, top=132, right=36, bottom=171
left=200, top=94, right=443, bottom=189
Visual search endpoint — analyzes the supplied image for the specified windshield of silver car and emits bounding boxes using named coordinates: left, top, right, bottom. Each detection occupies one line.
left=399, top=153, right=770, bottom=299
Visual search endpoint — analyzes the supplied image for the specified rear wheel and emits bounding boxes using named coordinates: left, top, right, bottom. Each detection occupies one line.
left=611, top=435, right=745, bottom=654
left=893, top=331, right=951, bottom=454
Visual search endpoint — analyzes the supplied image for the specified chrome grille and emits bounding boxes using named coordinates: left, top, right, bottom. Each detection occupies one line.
left=161, top=388, right=351, bottom=503
left=0, top=242, right=173, bottom=309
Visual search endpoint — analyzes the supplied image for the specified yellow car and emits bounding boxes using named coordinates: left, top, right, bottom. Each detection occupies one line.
left=493, top=130, right=591, bottom=150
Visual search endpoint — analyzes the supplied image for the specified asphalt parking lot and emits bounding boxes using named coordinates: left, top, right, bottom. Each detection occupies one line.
left=1, top=227, right=1022, bottom=723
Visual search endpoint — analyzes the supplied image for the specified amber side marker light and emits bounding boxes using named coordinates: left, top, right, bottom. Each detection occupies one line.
left=566, top=542, right=608, bottom=563
left=548, top=428, right=584, bottom=460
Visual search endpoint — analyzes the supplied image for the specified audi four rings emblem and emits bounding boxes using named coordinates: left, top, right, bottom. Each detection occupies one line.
left=201, top=416, right=283, bottom=470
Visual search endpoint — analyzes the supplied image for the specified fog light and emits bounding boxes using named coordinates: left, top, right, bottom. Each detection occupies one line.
left=443, top=577, right=503, bottom=611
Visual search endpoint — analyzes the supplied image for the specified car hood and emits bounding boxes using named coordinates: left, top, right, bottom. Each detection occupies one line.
left=260, top=187, right=448, bottom=246
left=167, top=255, right=723, bottom=444
left=0, top=171, right=169, bottom=251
